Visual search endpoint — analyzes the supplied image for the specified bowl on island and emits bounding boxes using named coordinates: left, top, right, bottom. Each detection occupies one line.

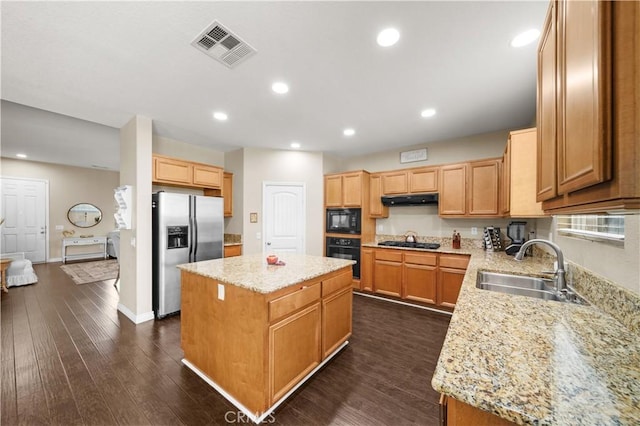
left=266, top=255, right=279, bottom=265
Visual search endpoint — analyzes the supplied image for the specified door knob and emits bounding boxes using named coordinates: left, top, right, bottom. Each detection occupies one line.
left=266, top=242, right=271, bottom=246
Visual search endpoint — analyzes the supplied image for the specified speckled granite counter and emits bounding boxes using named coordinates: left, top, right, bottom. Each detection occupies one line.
left=178, top=253, right=354, bottom=294
left=419, top=246, right=640, bottom=425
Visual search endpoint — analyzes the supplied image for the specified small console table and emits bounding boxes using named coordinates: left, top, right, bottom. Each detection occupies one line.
left=62, top=236, right=108, bottom=264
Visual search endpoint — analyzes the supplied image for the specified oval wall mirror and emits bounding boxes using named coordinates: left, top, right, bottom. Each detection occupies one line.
left=67, top=203, right=103, bottom=228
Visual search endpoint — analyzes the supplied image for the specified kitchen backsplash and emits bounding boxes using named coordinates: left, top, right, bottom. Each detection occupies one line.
left=375, top=205, right=539, bottom=241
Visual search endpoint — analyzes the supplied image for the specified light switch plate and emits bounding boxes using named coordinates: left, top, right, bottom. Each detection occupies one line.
left=471, top=227, right=478, bottom=235
left=55, top=225, right=64, bottom=231
left=217, top=283, right=225, bottom=300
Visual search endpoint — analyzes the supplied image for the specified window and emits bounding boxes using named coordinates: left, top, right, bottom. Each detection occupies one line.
left=556, top=214, right=625, bottom=244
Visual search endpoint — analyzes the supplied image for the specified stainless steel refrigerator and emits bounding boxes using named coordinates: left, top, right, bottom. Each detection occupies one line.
left=152, top=192, right=223, bottom=318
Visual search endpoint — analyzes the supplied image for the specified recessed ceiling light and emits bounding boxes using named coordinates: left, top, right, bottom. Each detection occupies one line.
left=16, top=153, right=27, bottom=158
left=343, top=128, right=356, bottom=137
left=290, top=142, right=301, bottom=149
left=272, top=82, right=289, bottom=94
left=377, top=28, right=400, bottom=47
left=421, top=108, right=437, bottom=118
left=213, top=112, right=228, bottom=121
left=510, top=29, right=540, bottom=47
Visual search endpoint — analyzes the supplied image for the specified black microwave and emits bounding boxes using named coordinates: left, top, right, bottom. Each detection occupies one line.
left=326, top=208, right=361, bottom=234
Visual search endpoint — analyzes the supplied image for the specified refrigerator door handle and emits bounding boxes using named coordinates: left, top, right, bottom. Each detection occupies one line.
left=192, top=198, right=198, bottom=261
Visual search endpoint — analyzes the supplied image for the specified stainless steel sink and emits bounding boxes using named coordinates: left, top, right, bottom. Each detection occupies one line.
left=476, top=271, right=589, bottom=305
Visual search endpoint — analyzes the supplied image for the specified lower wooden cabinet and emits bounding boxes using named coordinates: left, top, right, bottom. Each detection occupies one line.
left=360, top=248, right=374, bottom=291
left=437, top=254, right=470, bottom=308
left=322, top=288, right=352, bottom=358
left=362, top=248, right=469, bottom=309
left=269, top=303, right=321, bottom=403
left=223, top=244, right=242, bottom=258
left=373, top=250, right=403, bottom=297
left=404, top=253, right=437, bottom=305
left=440, top=394, right=515, bottom=426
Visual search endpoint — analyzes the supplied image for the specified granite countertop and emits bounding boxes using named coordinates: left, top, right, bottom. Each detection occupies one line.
left=177, top=254, right=354, bottom=294
left=223, top=242, right=243, bottom=247
left=420, top=247, right=640, bottom=425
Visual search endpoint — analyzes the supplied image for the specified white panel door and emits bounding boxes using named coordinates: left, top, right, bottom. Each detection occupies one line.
left=1, top=178, right=47, bottom=263
left=263, top=183, right=305, bottom=254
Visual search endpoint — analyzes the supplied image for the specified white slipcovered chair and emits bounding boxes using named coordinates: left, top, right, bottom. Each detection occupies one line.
left=3, top=252, right=38, bottom=287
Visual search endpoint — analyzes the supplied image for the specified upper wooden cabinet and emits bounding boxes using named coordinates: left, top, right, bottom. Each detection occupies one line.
left=369, top=174, right=389, bottom=218
left=381, top=167, right=439, bottom=195
left=223, top=172, right=233, bottom=217
left=440, top=159, right=501, bottom=218
left=324, top=171, right=365, bottom=208
left=409, top=167, right=438, bottom=193
left=152, top=154, right=223, bottom=190
left=439, top=164, right=467, bottom=216
left=504, top=129, right=546, bottom=217
left=537, top=1, right=640, bottom=213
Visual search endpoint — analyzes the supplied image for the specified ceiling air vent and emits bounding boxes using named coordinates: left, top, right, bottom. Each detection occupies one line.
left=191, top=20, right=256, bottom=69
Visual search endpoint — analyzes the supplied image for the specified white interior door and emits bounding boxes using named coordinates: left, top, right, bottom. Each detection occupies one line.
left=263, top=183, right=305, bottom=254
left=1, top=177, right=48, bottom=263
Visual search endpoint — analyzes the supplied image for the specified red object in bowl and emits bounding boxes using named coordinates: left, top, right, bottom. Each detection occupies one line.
left=266, top=255, right=279, bottom=265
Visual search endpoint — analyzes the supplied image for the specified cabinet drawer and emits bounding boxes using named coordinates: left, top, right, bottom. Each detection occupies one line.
left=375, top=249, right=403, bottom=262
left=439, top=254, right=470, bottom=270
left=404, top=252, right=437, bottom=266
left=269, top=283, right=321, bottom=322
left=322, top=270, right=352, bottom=297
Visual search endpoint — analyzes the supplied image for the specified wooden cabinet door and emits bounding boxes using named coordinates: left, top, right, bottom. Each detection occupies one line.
left=409, top=168, right=438, bottom=193
left=468, top=159, right=500, bottom=216
left=321, top=288, right=352, bottom=359
left=501, top=142, right=511, bottom=216
left=437, top=268, right=465, bottom=309
left=556, top=0, right=612, bottom=195
left=373, top=259, right=403, bottom=297
left=192, top=164, right=222, bottom=188
left=153, top=156, right=192, bottom=185
left=223, top=245, right=242, bottom=258
left=342, top=173, right=362, bottom=207
left=325, top=175, right=343, bottom=207
left=404, top=263, right=437, bottom=305
left=510, top=129, right=545, bottom=217
left=360, top=248, right=374, bottom=291
left=223, top=172, right=233, bottom=217
left=369, top=174, right=388, bottom=218
left=269, top=303, right=321, bottom=404
left=537, top=1, right=558, bottom=202
left=382, top=172, right=408, bottom=195
left=439, top=164, right=467, bottom=216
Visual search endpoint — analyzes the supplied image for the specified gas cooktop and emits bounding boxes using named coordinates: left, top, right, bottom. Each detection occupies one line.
left=377, top=241, right=441, bottom=250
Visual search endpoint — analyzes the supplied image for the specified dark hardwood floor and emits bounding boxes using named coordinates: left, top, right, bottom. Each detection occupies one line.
left=1, top=262, right=451, bottom=425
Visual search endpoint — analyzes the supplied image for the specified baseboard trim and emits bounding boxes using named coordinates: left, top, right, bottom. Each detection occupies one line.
left=48, top=257, right=62, bottom=263
left=182, top=340, right=349, bottom=424
left=117, top=303, right=154, bottom=324
left=354, top=291, right=453, bottom=316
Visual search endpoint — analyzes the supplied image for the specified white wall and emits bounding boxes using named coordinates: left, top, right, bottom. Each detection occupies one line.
left=224, top=149, right=244, bottom=236
left=153, top=135, right=224, bottom=167
left=340, top=128, right=510, bottom=172
left=537, top=215, right=640, bottom=294
left=118, top=115, right=153, bottom=323
left=242, top=148, right=324, bottom=256
left=0, top=158, right=120, bottom=260
left=376, top=205, right=533, bottom=242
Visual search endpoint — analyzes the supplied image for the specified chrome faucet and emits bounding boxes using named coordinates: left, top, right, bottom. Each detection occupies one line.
left=515, top=239, right=566, bottom=295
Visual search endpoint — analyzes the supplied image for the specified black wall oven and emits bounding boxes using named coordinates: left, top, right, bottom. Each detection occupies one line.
left=326, top=208, right=361, bottom=234
left=326, top=237, right=360, bottom=278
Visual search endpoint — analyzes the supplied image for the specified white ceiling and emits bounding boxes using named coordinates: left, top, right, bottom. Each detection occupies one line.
left=1, top=1, right=548, bottom=170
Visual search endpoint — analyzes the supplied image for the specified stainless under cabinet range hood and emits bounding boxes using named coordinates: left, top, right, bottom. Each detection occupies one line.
left=381, top=193, right=438, bottom=206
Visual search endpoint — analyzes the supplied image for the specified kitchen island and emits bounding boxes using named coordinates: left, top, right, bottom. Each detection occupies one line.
left=177, top=254, right=354, bottom=423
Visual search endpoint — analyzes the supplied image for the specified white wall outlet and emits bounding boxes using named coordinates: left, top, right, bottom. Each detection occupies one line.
left=55, top=225, right=64, bottom=231
left=377, top=224, right=384, bottom=232
left=130, top=237, right=136, bottom=247
left=471, top=227, right=478, bottom=235
left=217, top=283, right=225, bottom=301
left=256, top=232, right=261, bottom=240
